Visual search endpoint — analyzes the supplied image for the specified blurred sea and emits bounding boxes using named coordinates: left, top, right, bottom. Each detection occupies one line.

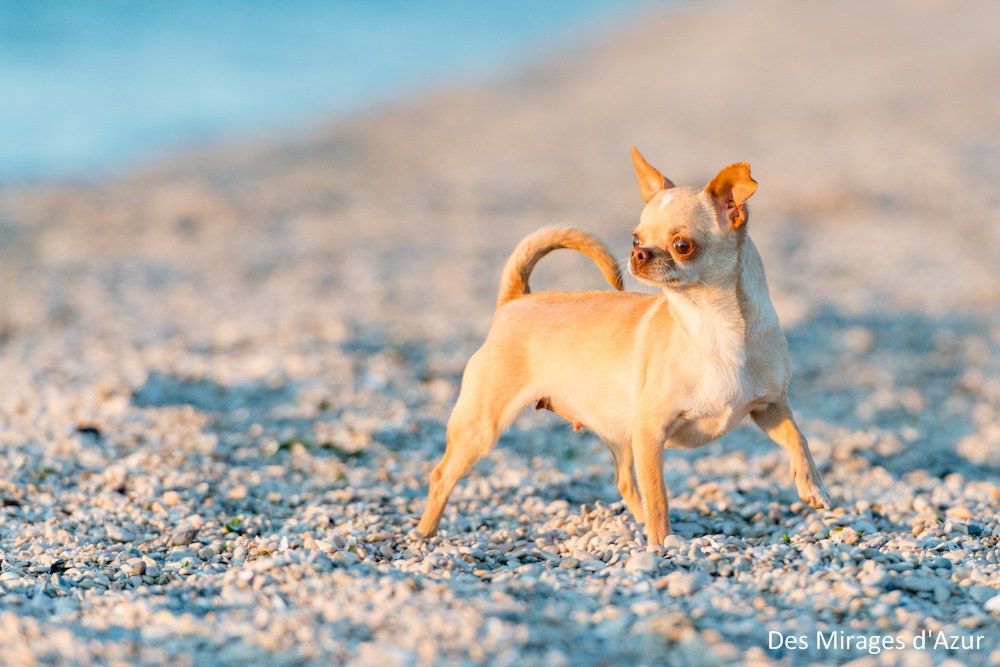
left=0, top=0, right=646, bottom=181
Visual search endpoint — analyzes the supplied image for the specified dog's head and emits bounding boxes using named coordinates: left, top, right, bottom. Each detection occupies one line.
left=628, top=146, right=757, bottom=290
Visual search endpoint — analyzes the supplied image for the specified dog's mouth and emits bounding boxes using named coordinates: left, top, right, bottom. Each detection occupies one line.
left=628, top=263, right=685, bottom=288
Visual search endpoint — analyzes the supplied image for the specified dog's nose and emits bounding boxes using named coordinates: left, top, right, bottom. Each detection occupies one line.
left=631, top=246, right=652, bottom=268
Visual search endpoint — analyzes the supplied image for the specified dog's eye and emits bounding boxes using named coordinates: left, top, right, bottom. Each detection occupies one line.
left=632, top=234, right=640, bottom=248
left=672, top=238, right=694, bottom=256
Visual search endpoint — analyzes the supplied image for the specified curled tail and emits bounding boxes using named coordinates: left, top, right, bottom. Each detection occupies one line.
left=496, top=226, right=623, bottom=307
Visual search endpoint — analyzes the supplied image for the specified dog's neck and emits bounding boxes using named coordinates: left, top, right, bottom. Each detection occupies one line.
left=660, top=233, right=780, bottom=372
left=734, top=233, right=781, bottom=341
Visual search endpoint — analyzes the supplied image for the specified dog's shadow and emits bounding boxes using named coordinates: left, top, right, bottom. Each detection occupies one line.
left=131, top=371, right=295, bottom=414
left=124, top=305, right=996, bottom=519
left=490, top=304, right=997, bottom=522
left=779, top=305, right=996, bottom=482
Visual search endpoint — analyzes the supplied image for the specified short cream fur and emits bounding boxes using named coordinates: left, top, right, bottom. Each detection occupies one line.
left=417, top=148, right=830, bottom=546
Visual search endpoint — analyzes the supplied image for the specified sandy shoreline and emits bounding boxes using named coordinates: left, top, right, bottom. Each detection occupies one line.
left=0, top=0, right=998, bottom=664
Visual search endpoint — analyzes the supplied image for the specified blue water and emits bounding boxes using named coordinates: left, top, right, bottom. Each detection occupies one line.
left=0, top=1, right=645, bottom=182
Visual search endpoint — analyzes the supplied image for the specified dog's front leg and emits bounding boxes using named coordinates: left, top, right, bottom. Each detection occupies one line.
left=751, top=400, right=831, bottom=510
left=632, top=421, right=672, bottom=545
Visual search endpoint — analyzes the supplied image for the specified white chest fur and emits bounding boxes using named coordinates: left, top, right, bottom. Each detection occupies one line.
left=664, top=238, right=788, bottom=446
left=665, top=289, right=749, bottom=416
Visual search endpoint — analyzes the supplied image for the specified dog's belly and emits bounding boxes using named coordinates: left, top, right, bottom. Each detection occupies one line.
left=536, top=393, right=631, bottom=445
left=666, top=401, right=758, bottom=450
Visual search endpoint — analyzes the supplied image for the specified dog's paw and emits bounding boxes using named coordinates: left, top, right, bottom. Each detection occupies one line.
left=621, top=501, right=645, bottom=525
left=802, top=485, right=831, bottom=510
left=794, top=465, right=831, bottom=510
left=409, top=525, right=435, bottom=540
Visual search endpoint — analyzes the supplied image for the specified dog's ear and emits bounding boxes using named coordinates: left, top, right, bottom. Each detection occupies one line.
left=631, top=146, right=674, bottom=203
left=705, top=163, right=757, bottom=229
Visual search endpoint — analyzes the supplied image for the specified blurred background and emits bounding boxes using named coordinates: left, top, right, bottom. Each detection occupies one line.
left=0, top=1, right=997, bottom=664
left=0, top=0, right=647, bottom=181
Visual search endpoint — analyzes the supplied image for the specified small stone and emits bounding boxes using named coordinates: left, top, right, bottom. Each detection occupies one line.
left=337, top=550, right=361, bottom=564
left=662, top=535, right=687, bottom=551
left=859, top=568, right=887, bottom=587
left=801, top=544, right=821, bottom=562
left=968, top=586, right=995, bottom=603
left=985, top=595, right=1000, bottom=614
left=671, top=522, right=706, bottom=536
left=900, top=576, right=936, bottom=592
left=169, top=527, right=199, bottom=547
left=106, top=526, right=136, bottom=543
left=851, top=519, right=877, bottom=534
left=829, top=527, right=858, bottom=545
left=121, top=559, right=146, bottom=576
left=624, top=551, right=659, bottom=574
left=950, top=507, right=973, bottom=520
left=663, top=570, right=709, bottom=596
left=533, top=549, right=558, bottom=562
left=930, top=557, right=952, bottom=570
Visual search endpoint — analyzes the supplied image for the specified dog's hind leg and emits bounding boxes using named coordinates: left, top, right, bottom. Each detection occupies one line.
left=608, top=444, right=644, bottom=524
left=417, top=350, right=527, bottom=537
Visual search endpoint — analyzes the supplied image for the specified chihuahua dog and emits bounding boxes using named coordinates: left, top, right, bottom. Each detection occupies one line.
left=418, top=147, right=831, bottom=546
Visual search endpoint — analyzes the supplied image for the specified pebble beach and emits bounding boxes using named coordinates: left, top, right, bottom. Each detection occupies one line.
left=0, top=0, right=998, bottom=664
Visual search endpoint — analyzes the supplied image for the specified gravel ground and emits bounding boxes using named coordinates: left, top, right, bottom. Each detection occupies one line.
left=1, top=1, right=998, bottom=665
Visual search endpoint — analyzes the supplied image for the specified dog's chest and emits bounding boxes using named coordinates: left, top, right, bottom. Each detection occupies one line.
left=669, top=356, right=770, bottom=448
left=671, top=364, right=758, bottom=449
left=665, top=296, right=777, bottom=448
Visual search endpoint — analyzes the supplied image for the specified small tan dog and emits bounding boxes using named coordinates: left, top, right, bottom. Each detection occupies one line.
left=418, top=147, right=831, bottom=546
